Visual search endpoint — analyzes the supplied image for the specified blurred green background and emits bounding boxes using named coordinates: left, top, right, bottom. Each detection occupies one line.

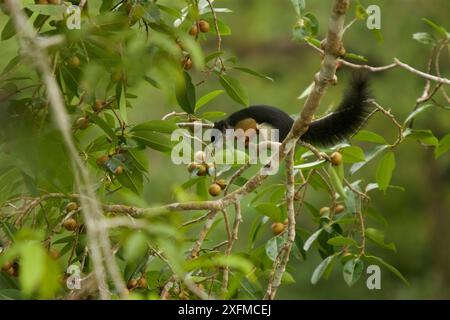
left=1, top=0, right=449, bottom=299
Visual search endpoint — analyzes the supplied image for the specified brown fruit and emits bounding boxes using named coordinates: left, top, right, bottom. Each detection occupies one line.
left=216, top=179, right=227, bottom=190
left=320, top=206, right=330, bottom=216
left=65, top=202, right=78, bottom=212
left=198, top=20, right=210, bottom=33
left=114, top=165, right=124, bottom=175
left=334, top=204, right=345, bottom=214
left=75, top=117, right=90, bottom=129
left=2, top=261, right=12, bottom=272
left=330, top=151, right=343, bottom=166
left=189, top=24, right=198, bottom=36
left=137, top=277, right=147, bottom=288
left=48, top=0, right=61, bottom=4
left=93, top=100, right=105, bottom=112
left=63, top=218, right=78, bottom=231
left=68, top=56, right=80, bottom=68
left=127, top=279, right=138, bottom=290
left=196, top=164, right=207, bottom=176
left=208, top=183, right=221, bottom=197
left=49, top=249, right=59, bottom=260
left=178, top=290, right=189, bottom=300
left=37, top=0, right=49, bottom=4
left=6, top=267, right=15, bottom=277
left=271, top=222, right=285, bottom=235
left=183, top=57, right=193, bottom=70
left=187, top=162, right=198, bottom=173
left=96, top=155, right=109, bottom=167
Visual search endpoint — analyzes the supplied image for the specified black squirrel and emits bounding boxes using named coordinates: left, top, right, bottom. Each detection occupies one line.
left=213, top=73, right=372, bottom=146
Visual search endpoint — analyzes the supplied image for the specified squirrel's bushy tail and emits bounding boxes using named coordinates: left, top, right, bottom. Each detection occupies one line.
left=301, top=72, right=372, bottom=146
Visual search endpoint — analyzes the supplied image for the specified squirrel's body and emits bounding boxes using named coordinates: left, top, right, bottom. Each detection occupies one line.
left=213, top=73, right=372, bottom=146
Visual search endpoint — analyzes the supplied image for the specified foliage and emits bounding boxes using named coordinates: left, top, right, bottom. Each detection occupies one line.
left=0, top=0, right=449, bottom=300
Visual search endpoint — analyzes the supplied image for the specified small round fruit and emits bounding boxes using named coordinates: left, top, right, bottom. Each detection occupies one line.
left=68, top=56, right=80, bottom=68
left=75, top=117, right=90, bottom=130
left=63, top=218, right=78, bottom=231
left=178, top=290, right=189, bottom=300
left=6, top=267, right=15, bottom=277
left=49, top=249, right=59, bottom=260
left=127, top=279, right=138, bottom=290
left=115, top=165, right=124, bottom=175
left=65, top=202, right=78, bottom=212
left=96, top=155, right=109, bottom=167
left=216, top=179, right=227, bottom=190
left=93, top=100, right=105, bottom=112
left=196, top=164, right=207, bottom=176
left=187, top=162, right=198, bottom=173
left=2, top=261, right=12, bottom=272
left=189, top=24, right=198, bottom=36
left=330, top=151, right=343, bottom=166
left=183, top=57, right=193, bottom=70
left=198, top=20, right=210, bottom=33
left=208, top=183, right=221, bottom=197
left=334, top=204, right=345, bottom=214
left=271, top=222, right=285, bottom=235
left=137, top=277, right=147, bottom=288
left=320, top=206, right=330, bottom=216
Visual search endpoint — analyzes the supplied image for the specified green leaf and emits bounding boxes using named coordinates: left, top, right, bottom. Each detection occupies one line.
left=311, top=255, right=336, bottom=285
left=371, top=29, right=384, bottom=43
left=297, top=82, right=314, bottom=100
left=403, top=128, right=439, bottom=146
left=201, top=111, right=227, bottom=120
left=89, top=113, right=117, bottom=142
left=341, top=146, right=365, bottom=163
left=233, top=67, right=274, bottom=82
left=131, top=120, right=178, bottom=134
left=116, top=169, right=143, bottom=194
left=353, top=130, right=387, bottom=144
left=19, top=241, right=45, bottom=296
left=435, top=134, right=450, bottom=158
left=327, top=236, right=357, bottom=247
left=176, top=72, right=196, bottom=114
left=375, top=151, right=396, bottom=191
left=412, top=32, right=436, bottom=45
left=131, top=131, right=173, bottom=152
left=365, top=228, right=396, bottom=251
left=344, top=53, right=368, bottom=62
left=128, top=149, right=149, bottom=173
left=117, top=83, right=128, bottom=124
left=303, top=229, right=323, bottom=251
left=219, top=75, right=249, bottom=106
left=248, top=216, right=269, bottom=249
left=265, top=236, right=286, bottom=262
left=290, top=0, right=305, bottom=16
left=329, top=165, right=347, bottom=199
left=294, top=159, right=326, bottom=170
left=421, top=18, right=448, bottom=38
left=255, top=203, right=283, bottom=222
left=195, top=90, right=225, bottom=111
left=123, top=232, right=148, bottom=262
left=25, top=4, right=65, bottom=16
left=363, top=255, right=409, bottom=285
left=343, top=258, right=364, bottom=286
left=351, top=145, right=389, bottom=175
left=403, top=104, right=433, bottom=126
